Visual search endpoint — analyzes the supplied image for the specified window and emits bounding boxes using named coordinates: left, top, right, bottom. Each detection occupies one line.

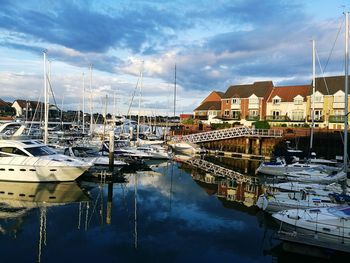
left=334, top=110, right=344, bottom=116
left=224, top=110, right=229, bottom=116
left=249, top=98, right=259, bottom=104
left=25, top=146, right=56, bottom=156
left=294, top=98, right=303, bottom=105
left=249, top=110, right=258, bottom=116
left=0, top=147, right=28, bottom=156
left=272, top=111, right=280, bottom=118
left=226, top=100, right=230, bottom=104
left=272, top=98, right=281, bottom=105
left=232, top=98, right=240, bottom=104
left=313, top=96, right=323, bottom=103
left=231, top=110, right=240, bottom=119
left=292, top=111, right=304, bottom=121
left=314, top=110, right=323, bottom=120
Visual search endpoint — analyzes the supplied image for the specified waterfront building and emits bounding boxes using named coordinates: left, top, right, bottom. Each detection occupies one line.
left=266, top=85, right=310, bottom=126
left=220, top=81, right=274, bottom=125
left=306, top=76, right=349, bottom=129
left=12, top=99, right=60, bottom=121
left=193, top=91, right=224, bottom=124
left=0, top=99, right=15, bottom=117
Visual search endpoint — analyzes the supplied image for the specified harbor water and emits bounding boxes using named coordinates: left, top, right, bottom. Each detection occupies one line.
left=0, top=157, right=347, bottom=262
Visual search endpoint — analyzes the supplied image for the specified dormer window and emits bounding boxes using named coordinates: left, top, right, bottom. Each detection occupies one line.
left=272, top=98, right=281, bottom=105
left=294, top=97, right=303, bottom=105
left=232, top=98, right=240, bottom=104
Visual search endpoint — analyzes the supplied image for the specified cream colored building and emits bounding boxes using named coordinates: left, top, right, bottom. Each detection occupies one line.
left=266, top=85, right=310, bottom=126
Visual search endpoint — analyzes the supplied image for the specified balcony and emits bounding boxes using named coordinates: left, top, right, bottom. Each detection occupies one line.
left=307, top=115, right=324, bottom=122
left=265, top=115, right=290, bottom=122
left=195, top=116, right=208, bottom=121
left=245, top=115, right=260, bottom=121
left=328, top=115, right=345, bottom=123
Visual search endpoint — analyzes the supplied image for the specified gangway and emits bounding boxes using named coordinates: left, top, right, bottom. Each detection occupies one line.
left=172, top=126, right=283, bottom=144
left=185, top=158, right=258, bottom=184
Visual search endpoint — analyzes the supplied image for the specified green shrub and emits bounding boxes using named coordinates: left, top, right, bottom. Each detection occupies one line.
left=253, top=120, right=270, bottom=129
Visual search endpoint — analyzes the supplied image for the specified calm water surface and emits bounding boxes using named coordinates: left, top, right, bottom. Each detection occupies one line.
left=0, top=158, right=346, bottom=262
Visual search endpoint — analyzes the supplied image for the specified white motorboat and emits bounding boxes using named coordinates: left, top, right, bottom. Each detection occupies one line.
left=0, top=140, right=92, bottom=182
left=272, top=205, right=350, bottom=245
left=256, top=190, right=339, bottom=213
left=136, top=145, right=171, bottom=159
left=63, top=146, right=128, bottom=169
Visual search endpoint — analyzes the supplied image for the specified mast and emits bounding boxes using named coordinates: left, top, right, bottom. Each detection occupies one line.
left=43, top=50, right=48, bottom=144
left=82, top=72, right=85, bottom=134
left=89, top=64, right=93, bottom=137
left=136, top=61, right=143, bottom=145
left=174, top=64, right=176, bottom=117
left=310, top=40, right=316, bottom=153
left=344, top=11, right=349, bottom=173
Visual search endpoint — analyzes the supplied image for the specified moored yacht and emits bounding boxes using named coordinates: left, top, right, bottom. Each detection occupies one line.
left=63, top=146, right=128, bottom=169
left=272, top=205, right=350, bottom=245
left=0, top=140, right=92, bottom=182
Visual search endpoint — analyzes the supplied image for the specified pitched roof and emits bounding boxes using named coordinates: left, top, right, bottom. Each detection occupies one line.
left=0, top=99, right=11, bottom=107
left=194, top=101, right=221, bottom=111
left=222, top=81, right=274, bottom=99
left=14, top=100, right=45, bottom=109
left=312, top=76, right=348, bottom=95
left=268, top=85, right=311, bottom=102
left=215, top=91, right=224, bottom=98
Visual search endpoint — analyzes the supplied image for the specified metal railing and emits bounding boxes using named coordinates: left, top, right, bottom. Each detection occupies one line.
left=171, top=126, right=283, bottom=143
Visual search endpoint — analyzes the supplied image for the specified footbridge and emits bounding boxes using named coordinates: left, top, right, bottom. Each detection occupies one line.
left=172, top=126, right=283, bottom=144
left=185, top=158, right=258, bottom=184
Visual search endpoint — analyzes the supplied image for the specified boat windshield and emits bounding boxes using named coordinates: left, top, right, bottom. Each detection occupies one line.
left=25, top=146, right=57, bottom=156
left=73, top=147, right=99, bottom=157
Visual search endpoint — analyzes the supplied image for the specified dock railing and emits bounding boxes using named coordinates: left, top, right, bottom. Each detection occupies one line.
left=171, top=126, right=283, bottom=143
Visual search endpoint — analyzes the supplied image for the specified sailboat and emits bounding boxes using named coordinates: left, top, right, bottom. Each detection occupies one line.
left=271, top=12, right=350, bottom=248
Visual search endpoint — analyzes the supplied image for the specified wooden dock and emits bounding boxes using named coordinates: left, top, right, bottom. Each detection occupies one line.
left=206, top=149, right=270, bottom=161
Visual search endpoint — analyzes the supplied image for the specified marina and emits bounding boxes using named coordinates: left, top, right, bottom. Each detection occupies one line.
left=1, top=1, right=350, bottom=262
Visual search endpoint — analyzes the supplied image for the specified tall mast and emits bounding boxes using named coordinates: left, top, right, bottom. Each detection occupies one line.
left=43, top=50, right=48, bottom=144
left=82, top=72, right=85, bottom=134
left=310, top=40, right=316, bottom=153
left=136, top=61, right=144, bottom=145
left=89, top=64, right=93, bottom=137
left=174, top=64, right=176, bottom=117
left=344, top=11, right=349, bottom=173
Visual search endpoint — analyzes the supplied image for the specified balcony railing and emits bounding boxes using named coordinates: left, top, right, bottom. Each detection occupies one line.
left=328, top=115, right=345, bottom=123
left=245, top=115, right=260, bottom=121
left=265, top=115, right=290, bottom=122
left=307, top=115, right=324, bottom=122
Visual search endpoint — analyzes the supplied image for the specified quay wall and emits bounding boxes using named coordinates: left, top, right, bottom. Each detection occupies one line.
left=183, top=127, right=347, bottom=159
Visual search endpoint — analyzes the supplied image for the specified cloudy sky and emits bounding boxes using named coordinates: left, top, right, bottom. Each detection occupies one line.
left=0, top=0, right=348, bottom=115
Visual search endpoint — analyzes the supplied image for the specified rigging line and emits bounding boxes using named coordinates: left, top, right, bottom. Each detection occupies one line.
left=46, top=73, right=58, bottom=108
left=323, top=16, right=344, bottom=72
left=316, top=49, right=331, bottom=95
left=126, top=73, right=141, bottom=118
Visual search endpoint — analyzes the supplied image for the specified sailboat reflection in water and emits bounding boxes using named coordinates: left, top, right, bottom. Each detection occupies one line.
left=0, top=181, right=90, bottom=262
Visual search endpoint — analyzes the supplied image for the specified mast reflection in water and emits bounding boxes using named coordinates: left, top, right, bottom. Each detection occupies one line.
left=0, top=159, right=347, bottom=262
